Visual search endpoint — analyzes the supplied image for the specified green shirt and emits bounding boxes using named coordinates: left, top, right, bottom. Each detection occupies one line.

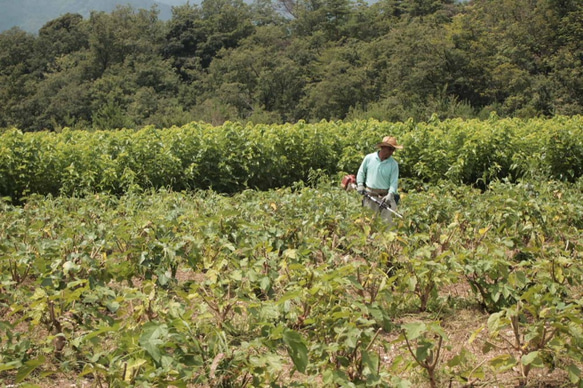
left=356, top=151, right=399, bottom=194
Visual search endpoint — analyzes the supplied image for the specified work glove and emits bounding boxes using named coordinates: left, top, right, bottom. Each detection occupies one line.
left=356, top=184, right=365, bottom=195
left=382, top=192, right=397, bottom=209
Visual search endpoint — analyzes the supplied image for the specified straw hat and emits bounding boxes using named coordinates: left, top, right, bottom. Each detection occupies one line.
left=377, top=136, right=403, bottom=149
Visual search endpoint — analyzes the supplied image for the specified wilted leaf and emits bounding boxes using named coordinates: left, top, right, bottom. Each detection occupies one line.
left=489, top=354, right=516, bottom=371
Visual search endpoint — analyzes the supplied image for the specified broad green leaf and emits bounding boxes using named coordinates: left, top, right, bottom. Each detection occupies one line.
left=567, top=364, right=581, bottom=383
left=283, top=249, right=297, bottom=259
left=343, top=327, right=361, bottom=348
left=229, top=269, right=242, bottom=281
left=362, top=350, right=379, bottom=374
left=83, top=322, right=120, bottom=341
left=259, top=276, right=271, bottom=291
left=487, top=311, right=504, bottom=333
left=277, top=289, right=302, bottom=304
left=402, top=322, right=426, bottom=340
left=282, top=329, right=308, bottom=373
left=521, top=351, right=544, bottom=368
left=390, top=376, right=413, bottom=388
left=428, top=322, right=449, bottom=340
left=139, top=323, right=168, bottom=363
left=415, top=340, right=432, bottom=362
left=63, top=260, right=80, bottom=275
left=125, top=358, right=147, bottom=381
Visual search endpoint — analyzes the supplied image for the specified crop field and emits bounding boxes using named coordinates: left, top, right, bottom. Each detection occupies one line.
left=0, top=118, right=582, bottom=387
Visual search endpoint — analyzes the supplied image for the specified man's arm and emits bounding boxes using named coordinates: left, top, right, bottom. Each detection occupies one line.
left=389, top=162, right=399, bottom=194
left=356, top=155, right=368, bottom=194
left=356, top=155, right=368, bottom=186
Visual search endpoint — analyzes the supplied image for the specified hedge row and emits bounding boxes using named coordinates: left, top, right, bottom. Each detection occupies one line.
left=1, top=116, right=582, bottom=200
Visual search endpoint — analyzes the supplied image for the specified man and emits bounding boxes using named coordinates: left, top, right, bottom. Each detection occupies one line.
left=356, top=136, right=403, bottom=222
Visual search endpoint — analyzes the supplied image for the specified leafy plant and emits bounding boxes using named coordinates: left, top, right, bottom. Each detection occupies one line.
left=395, top=321, right=449, bottom=388
left=0, top=179, right=581, bottom=386
left=485, top=283, right=583, bottom=387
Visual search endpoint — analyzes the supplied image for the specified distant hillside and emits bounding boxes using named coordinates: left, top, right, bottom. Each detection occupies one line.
left=0, top=0, right=181, bottom=34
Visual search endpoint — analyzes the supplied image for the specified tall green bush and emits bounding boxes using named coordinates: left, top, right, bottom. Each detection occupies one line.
left=1, top=117, right=582, bottom=201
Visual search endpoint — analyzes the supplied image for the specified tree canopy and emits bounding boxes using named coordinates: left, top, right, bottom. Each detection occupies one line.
left=1, top=0, right=582, bottom=131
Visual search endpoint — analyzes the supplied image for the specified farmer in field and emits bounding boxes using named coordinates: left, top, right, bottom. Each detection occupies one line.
left=356, top=136, right=402, bottom=223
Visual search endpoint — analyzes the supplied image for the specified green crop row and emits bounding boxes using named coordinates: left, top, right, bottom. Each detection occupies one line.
left=1, top=115, right=582, bottom=201
left=1, top=178, right=582, bottom=386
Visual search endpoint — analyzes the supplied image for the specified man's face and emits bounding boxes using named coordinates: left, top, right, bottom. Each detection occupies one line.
left=379, top=146, right=395, bottom=160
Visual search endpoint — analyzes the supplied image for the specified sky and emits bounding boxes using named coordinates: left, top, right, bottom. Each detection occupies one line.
left=0, top=0, right=196, bottom=33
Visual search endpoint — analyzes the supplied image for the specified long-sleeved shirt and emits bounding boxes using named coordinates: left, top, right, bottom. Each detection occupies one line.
left=356, top=151, right=399, bottom=194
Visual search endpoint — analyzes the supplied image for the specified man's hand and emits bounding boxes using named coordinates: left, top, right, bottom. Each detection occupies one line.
left=356, top=184, right=365, bottom=194
left=382, top=192, right=396, bottom=209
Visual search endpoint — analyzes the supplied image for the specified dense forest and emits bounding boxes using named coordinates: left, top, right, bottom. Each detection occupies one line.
left=1, top=0, right=582, bottom=132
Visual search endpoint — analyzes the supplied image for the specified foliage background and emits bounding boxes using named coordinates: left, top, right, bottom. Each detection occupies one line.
left=1, top=116, right=582, bottom=201
left=1, top=0, right=582, bottom=132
